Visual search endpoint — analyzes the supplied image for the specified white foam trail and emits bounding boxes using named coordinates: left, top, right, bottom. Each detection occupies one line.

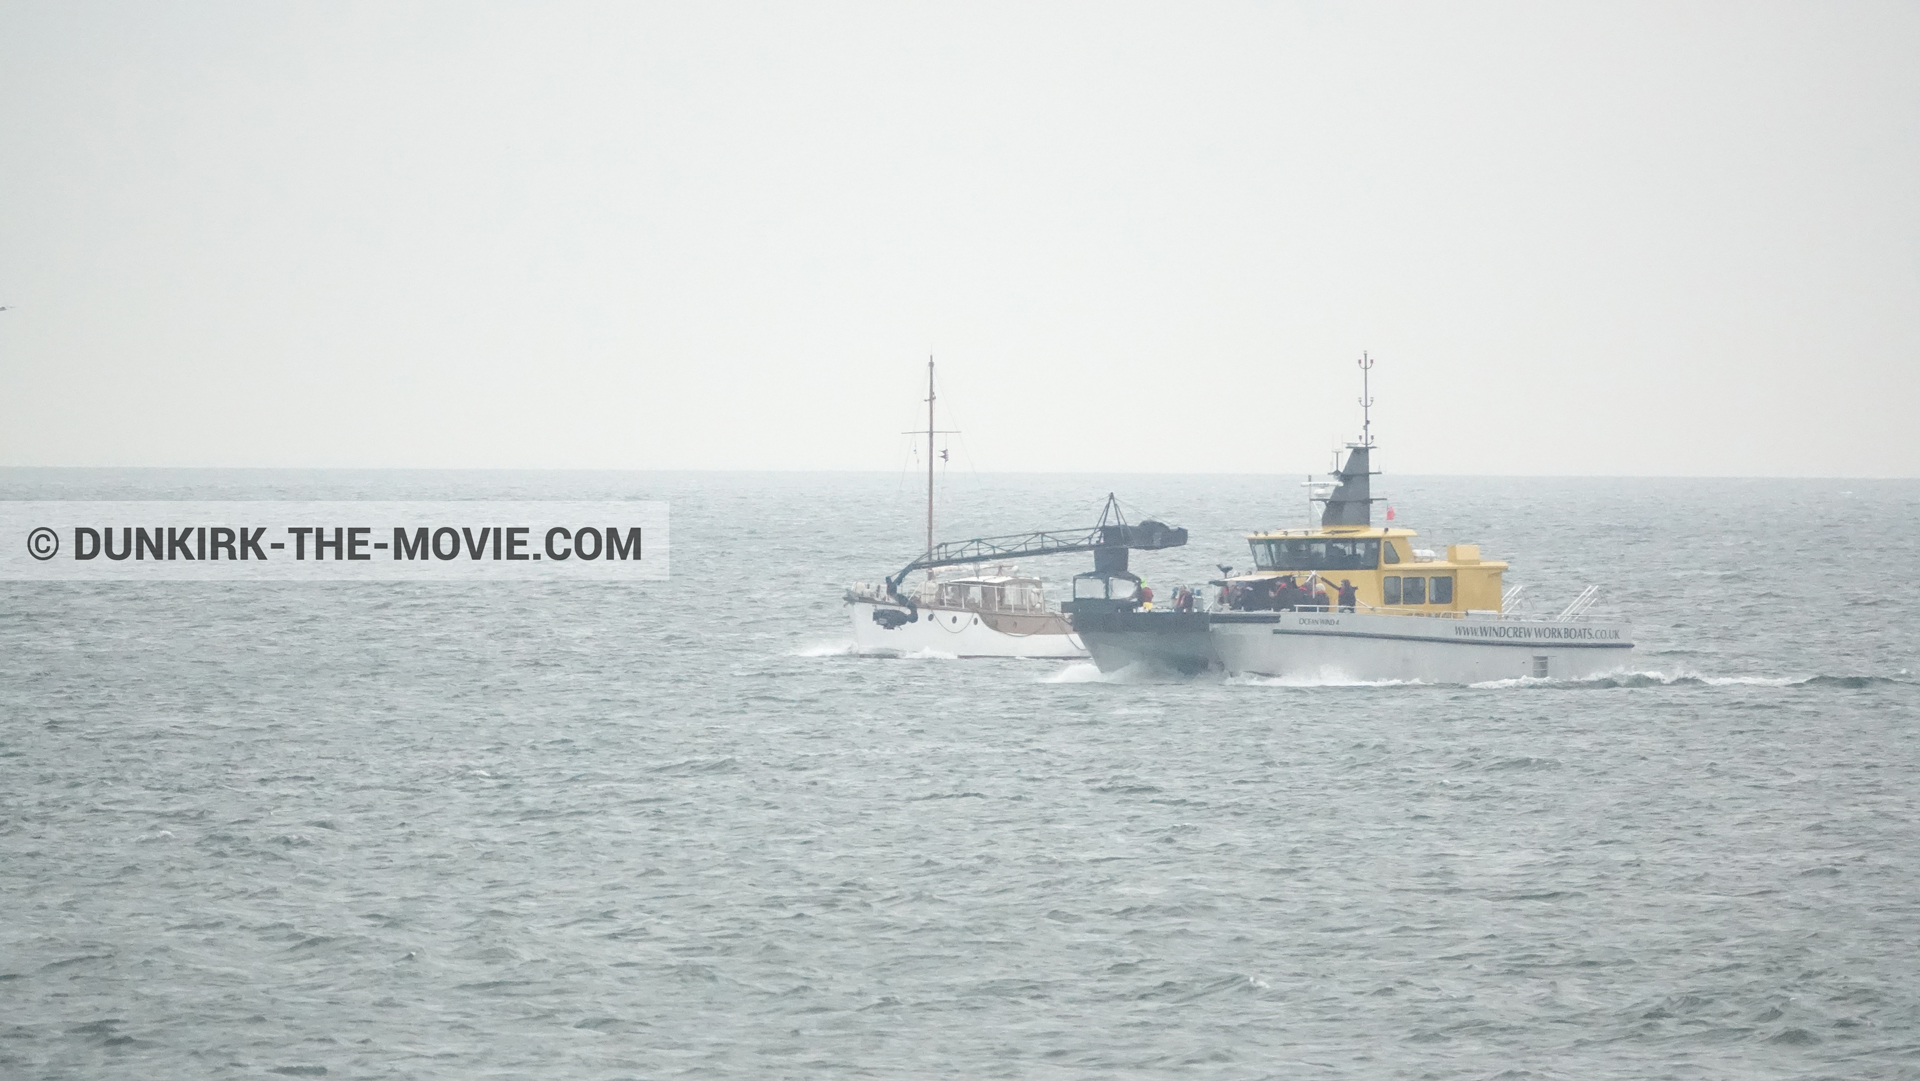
left=1470, top=675, right=1555, bottom=689
left=1469, top=670, right=1816, bottom=689
left=1042, top=662, right=1109, bottom=683
left=1227, top=673, right=1429, bottom=688
left=1040, top=665, right=1862, bottom=690
left=793, top=641, right=859, bottom=657
left=793, top=641, right=955, bottom=660
left=1601, top=669, right=1701, bottom=684
left=1041, top=660, right=1218, bottom=684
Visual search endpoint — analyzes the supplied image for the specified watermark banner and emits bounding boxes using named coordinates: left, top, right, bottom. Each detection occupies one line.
left=1, top=501, right=668, bottom=581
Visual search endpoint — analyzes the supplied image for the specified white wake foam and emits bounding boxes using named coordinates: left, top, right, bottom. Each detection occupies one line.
left=1038, top=660, right=1201, bottom=684
left=1041, top=662, right=1109, bottom=683
left=1227, top=673, right=1429, bottom=689
left=793, top=641, right=858, bottom=657
left=1469, top=669, right=1822, bottom=689
left=793, top=641, right=956, bottom=660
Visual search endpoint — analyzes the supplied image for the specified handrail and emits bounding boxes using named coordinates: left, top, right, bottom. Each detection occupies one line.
left=1557, top=585, right=1602, bottom=622
left=846, top=581, right=1060, bottom=617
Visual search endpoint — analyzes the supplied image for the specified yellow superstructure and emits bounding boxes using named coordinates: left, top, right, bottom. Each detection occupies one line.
left=1239, top=526, right=1509, bottom=614
left=1229, top=363, right=1509, bottom=617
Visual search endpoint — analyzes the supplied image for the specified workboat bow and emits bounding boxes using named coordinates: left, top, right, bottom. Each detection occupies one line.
left=1064, top=357, right=1634, bottom=682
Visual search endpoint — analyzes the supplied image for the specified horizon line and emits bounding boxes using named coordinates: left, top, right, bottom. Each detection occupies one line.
left=1, top=465, right=1915, bottom=482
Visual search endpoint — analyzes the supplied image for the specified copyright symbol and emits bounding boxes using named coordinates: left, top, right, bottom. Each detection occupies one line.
left=27, top=527, right=59, bottom=561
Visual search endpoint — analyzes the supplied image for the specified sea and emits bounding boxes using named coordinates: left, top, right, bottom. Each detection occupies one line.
left=3, top=469, right=1916, bottom=1080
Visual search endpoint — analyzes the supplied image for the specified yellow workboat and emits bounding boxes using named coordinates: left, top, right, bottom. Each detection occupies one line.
left=1066, top=357, right=1633, bottom=682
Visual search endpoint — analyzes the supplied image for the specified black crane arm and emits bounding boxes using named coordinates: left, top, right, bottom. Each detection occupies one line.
left=884, top=515, right=1186, bottom=599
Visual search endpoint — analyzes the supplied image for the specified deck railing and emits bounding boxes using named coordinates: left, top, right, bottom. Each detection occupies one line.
left=844, top=582, right=1057, bottom=616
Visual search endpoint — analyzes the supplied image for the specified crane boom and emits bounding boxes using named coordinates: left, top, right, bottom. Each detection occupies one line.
left=884, top=495, right=1186, bottom=597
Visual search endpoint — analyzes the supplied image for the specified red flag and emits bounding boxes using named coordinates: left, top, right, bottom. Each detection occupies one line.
left=1386, top=505, right=1396, bottom=521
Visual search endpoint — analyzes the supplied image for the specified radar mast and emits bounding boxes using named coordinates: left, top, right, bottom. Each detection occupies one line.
left=1357, top=351, right=1375, bottom=447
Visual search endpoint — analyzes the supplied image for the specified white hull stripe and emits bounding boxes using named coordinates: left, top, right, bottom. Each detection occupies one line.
left=1263, top=627, right=1632, bottom=648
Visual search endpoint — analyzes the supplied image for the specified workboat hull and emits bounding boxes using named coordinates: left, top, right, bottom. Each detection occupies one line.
left=1059, top=610, right=1220, bottom=675
left=1075, top=609, right=1634, bottom=683
left=849, top=601, right=1088, bottom=659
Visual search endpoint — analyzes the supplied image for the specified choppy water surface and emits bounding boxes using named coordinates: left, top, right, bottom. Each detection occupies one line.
left=3, top=471, right=1917, bottom=1080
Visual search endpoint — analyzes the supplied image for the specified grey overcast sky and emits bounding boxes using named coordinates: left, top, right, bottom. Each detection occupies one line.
left=1, top=2, right=1916, bottom=476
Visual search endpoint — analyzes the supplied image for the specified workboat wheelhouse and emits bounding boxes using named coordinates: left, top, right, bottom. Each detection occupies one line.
left=1226, top=525, right=1508, bottom=616
left=1065, top=357, right=1634, bottom=683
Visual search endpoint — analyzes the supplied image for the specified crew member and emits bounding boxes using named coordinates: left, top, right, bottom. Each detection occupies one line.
left=1337, top=579, right=1357, bottom=613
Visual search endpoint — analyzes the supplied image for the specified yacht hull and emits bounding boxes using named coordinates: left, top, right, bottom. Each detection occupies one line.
left=1077, top=610, right=1634, bottom=683
left=849, top=601, right=1088, bottom=659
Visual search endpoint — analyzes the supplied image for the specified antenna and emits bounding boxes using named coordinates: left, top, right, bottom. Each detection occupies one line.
left=1357, top=352, right=1375, bottom=446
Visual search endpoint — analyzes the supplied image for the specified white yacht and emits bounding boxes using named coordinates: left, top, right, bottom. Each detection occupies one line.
left=844, top=361, right=1186, bottom=658
left=845, top=566, right=1085, bottom=659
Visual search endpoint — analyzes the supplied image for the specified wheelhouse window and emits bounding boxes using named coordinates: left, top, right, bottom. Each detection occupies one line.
left=1072, top=576, right=1137, bottom=601
left=1382, top=576, right=1401, bottom=605
left=1401, top=576, right=1426, bottom=605
left=1430, top=576, right=1453, bottom=604
left=938, top=583, right=985, bottom=608
left=1382, top=542, right=1400, bottom=564
left=1250, top=537, right=1381, bottom=571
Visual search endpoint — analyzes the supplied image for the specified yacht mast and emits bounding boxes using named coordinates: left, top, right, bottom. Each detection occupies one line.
left=925, top=357, right=935, bottom=575
left=902, top=357, right=957, bottom=582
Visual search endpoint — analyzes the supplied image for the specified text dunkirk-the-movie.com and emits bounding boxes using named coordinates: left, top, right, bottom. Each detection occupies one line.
left=3, top=502, right=668, bottom=580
